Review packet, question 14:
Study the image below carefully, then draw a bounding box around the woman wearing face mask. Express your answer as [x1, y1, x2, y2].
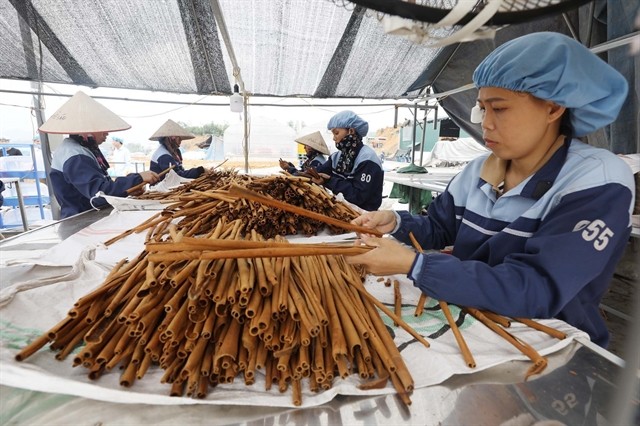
[344, 32, 634, 348]
[314, 111, 384, 211]
[41, 91, 160, 219]
[149, 119, 205, 181]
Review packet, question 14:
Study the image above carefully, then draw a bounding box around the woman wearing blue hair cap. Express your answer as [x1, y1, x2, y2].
[344, 32, 635, 348]
[314, 110, 384, 211]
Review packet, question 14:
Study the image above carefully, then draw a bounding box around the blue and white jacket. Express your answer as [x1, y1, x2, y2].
[393, 138, 634, 347]
[316, 145, 384, 211]
[286, 153, 326, 175]
[150, 145, 203, 180]
[51, 138, 142, 218]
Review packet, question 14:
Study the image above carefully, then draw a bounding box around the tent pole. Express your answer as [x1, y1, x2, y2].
[419, 101, 427, 167]
[31, 82, 60, 220]
[243, 95, 249, 173]
[410, 103, 418, 166]
[17, 11, 60, 219]
[209, 0, 249, 172]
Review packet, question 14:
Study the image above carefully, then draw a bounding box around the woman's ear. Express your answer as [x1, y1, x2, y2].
[548, 102, 566, 123]
[348, 128, 355, 135]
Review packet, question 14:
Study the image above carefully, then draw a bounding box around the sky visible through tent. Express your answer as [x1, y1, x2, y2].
[0, 78, 442, 149]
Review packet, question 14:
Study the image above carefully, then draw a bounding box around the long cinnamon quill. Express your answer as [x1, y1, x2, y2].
[225, 184, 382, 236]
[408, 232, 471, 365]
[126, 165, 175, 194]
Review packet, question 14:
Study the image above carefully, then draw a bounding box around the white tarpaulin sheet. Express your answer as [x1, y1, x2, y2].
[428, 137, 489, 164]
[0, 211, 588, 408]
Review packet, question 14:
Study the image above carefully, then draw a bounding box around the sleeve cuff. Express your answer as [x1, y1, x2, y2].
[391, 211, 402, 234]
[408, 253, 424, 283]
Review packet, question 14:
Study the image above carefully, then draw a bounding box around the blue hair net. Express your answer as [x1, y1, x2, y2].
[472, 32, 628, 137]
[327, 111, 369, 137]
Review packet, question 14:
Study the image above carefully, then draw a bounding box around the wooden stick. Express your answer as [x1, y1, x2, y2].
[127, 165, 175, 194]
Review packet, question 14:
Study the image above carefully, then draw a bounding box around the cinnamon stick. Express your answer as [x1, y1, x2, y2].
[440, 301, 476, 368]
[513, 317, 567, 340]
[126, 164, 175, 194]
[466, 307, 547, 379]
[226, 184, 382, 236]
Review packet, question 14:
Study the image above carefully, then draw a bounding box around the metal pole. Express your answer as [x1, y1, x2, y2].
[411, 104, 418, 165]
[243, 95, 249, 173]
[32, 82, 60, 219]
[209, 0, 249, 171]
[419, 101, 427, 167]
[17, 7, 60, 220]
[13, 180, 29, 232]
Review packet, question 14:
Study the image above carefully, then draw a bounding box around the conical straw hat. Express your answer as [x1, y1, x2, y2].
[149, 119, 195, 141]
[295, 131, 330, 155]
[39, 91, 130, 134]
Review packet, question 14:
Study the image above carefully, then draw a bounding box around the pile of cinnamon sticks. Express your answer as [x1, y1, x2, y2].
[131, 170, 359, 239]
[16, 221, 417, 406]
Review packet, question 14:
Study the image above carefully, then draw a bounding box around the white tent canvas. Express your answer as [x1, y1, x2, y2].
[224, 116, 297, 159]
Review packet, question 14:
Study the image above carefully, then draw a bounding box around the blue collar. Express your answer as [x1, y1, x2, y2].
[520, 137, 571, 200]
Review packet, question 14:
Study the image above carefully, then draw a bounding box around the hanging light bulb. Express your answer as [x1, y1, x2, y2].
[229, 83, 243, 113]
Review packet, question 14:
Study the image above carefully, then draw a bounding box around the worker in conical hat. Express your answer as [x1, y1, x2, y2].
[279, 131, 330, 175]
[149, 119, 206, 181]
[40, 91, 159, 218]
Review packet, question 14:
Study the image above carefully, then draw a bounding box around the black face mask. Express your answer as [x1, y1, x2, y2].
[335, 133, 362, 174]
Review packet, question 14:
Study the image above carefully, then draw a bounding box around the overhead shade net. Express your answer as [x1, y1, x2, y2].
[1, 0, 230, 94]
[0, 0, 449, 98]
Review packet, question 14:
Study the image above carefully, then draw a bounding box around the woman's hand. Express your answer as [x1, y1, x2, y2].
[345, 236, 416, 276]
[279, 159, 290, 170]
[311, 176, 326, 185]
[351, 210, 397, 236]
[139, 170, 160, 185]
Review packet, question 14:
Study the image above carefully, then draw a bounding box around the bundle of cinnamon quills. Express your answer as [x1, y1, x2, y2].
[15, 173, 420, 406]
[15, 170, 568, 406]
[131, 169, 359, 239]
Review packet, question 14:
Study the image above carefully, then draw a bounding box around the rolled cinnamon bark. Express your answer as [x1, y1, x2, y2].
[14, 334, 51, 361]
[393, 280, 401, 327]
[127, 164, 175, 194]
[466, 307, 547, 379]
[347, 275, 430, 349]
[512, 317, 567, 340]
[136, 352, 153, 380]
[292, 379, 303, 406]
[481, 310, 511, 328]
[441, 301, 476, 368]
[228, 184, 382, 236]
[119, 358, 138, 387]
[390, 371, 412, 405]
[148, 245, 370, 262]
[414, 293, 428, 317]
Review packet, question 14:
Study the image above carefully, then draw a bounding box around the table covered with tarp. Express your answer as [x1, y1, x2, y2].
[0, 206, 628, 425]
